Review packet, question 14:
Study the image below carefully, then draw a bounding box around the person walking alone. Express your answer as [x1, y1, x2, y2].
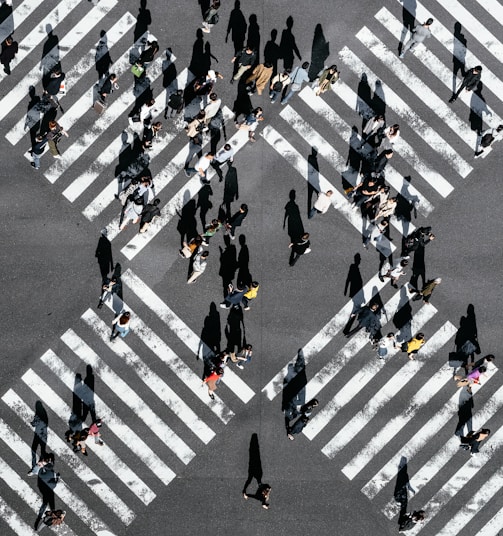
[308, 190, 333, 218]
[111, 311, 131, 340]
[289, 233, 311, 266]
[399, 18, 434, 59]
[0, 35, 18, 75]
[281, 61, 310, 104]
[449, 65, 482, 103]
[187, 250, 209, 284]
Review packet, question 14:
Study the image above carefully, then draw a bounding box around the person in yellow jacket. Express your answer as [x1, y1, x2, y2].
[404, 332, 426, 360]
[242, 281, 259, 311]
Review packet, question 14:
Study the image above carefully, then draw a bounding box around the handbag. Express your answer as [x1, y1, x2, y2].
[272, 80, 283, 92]
[131, 63, 144, 78]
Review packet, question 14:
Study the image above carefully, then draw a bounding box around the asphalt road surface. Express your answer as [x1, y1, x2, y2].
[1, 1, 502, 535]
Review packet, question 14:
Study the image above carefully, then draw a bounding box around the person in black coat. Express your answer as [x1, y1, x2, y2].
[139, 198, 161, 233]
[449, 66, 482, 102]
[288, 233, 311, 266]
[346, 303, 382, 342]
[43, 68, 65, 106]
[226, 203, 248, 239]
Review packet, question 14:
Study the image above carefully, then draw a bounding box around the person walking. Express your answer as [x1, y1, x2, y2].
[243, 483, 271, 509]
[165, 89, 184, 118]
[27, 453, 55, 477]
[346, 302, 382, 342]
[399, 18, 434, 59]
[411, 277, 441, 304]
[71, 428, 90, 456]
[231, 344, 253, 369]
[220, 282, 247, 309]
[269, 69, 291, 103]
[377, 332, 398, 360]
[242, 281, 259, 310]
[184, 152, 215, 182]
[287, 415, 309, 440]
[43, 67, 66, 107]
[281, 61, 310, 104]
[454, 386, 473, 438]
[111, 311, 131, 340]
[142, 121, 162, 150]
[230, 46, 257, 83]
[139, 198, 161, 233]
[187, 250, 209, 284]
[308, 190, 333, 218]
[201, 219, 224, 245]
[203, 93, 222, 126]
[202, 0, 221, 34]
[202, 366, 223, 400]
[459, 428, 491, 455]
[211, 143, 234, 180]
[289, 233, 311, 266]
[30, 134, 48, 170]
[236, 106, 264, 142]
[360, 114, 385, 148]
[97, 275, 121, 309]
[139, 40, 159, 65]
[312, 64, 340, 96]
[46, 120, 69, 159]
[0, 35, 18, 75]
[399, 510, 426, 532]
[449, 66, 482, 103]
[245, 62, 273, 96]
[383, 257, 409, 287]
[87, 419, 105, 445]
[226, 203, 248, 239]
[99, 73, 118, 103]
[403, 332, 426, 360]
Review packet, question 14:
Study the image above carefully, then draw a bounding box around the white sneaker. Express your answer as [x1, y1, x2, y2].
[236, 364, 244, 369]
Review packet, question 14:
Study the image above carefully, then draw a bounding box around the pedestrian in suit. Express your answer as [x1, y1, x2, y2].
[288, 232, 311, 266]
[43, 68, 65, 107]
[449, 66, 482, 103]
[225, 203, 248, 239]
[399, 18, 433, 58]
[0, 35, 18, 75]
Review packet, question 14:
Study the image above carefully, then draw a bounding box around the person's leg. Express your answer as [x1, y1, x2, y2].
[281, 88, 295, 104]
[47, 140, 59, 156]
[308, 207, 317, 219]
[187, 270, 202, 284]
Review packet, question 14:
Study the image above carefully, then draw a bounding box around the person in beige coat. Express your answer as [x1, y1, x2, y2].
[246, 62, 273, 95]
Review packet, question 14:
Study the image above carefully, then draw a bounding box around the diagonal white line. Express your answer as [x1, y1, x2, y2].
[0, 0, 41, 47]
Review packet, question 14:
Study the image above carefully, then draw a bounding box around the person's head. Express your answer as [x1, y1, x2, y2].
[197, 110, 206, 119]
[251, 281, 259, 288]
[206, 152, 214, 159]
[213, 0, 221, 7]
[301, 61, 310, 70]
[5, 36, 13, 46]
[147, 98, 155, 107]
[244, 344, 253, 351]
[329, 64, 337, 72]
[43, 453, 55, 464]
[480, 429, 491, 436]
[478, 365, 487, 373]
[264, 62, 273, 69]
[209, 92, 218, 101]
[416, 332, 425, 340]
[48, 120, 58, 130]
[176, 89, 183, 96]
[389, 197, 398, 204]
[390, 124, 400, 134]
[240, 203, 248, 212]
[414, 511, 426, 521]
[51, 68, 61, 76]
[152, 198, 161, 206]
[35, 134, 44, 142]
[496, 125, 503, 133]
[425, 18, 434, 26]
[484, 354, 495, 362]
[245, 46, 254, 54]
[253, 106, 263, 116]
[306, 398, 319, 409]
[387, 332, 395, 338]
[473, 65, 482, 73]
[300, 415, 310, 423]
[207, 69, 216, 80]
[400, 259, 409, 267]
[223, 143, 231, 151]
[95, 418, 103, 427]
[110, 73, 117, 81]
[215, 367, 224, 375]
[301, 232, 310, 240]
[201, 251, 209, 259]
[370, 303, 379, 311]
[120, 311, 130, 324]
[153, 121, 162, 131]
[383, 149, 394, 159]
[326, 190, 333, 196]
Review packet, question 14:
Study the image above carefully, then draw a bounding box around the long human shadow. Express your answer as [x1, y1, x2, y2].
[410, 244, 426, 289]
[133, 0, 152, 43]
[282, 351, 307, 429]
[226, 0, 247, 54]
[393, 456, 415, 520]
[199, 302, 221, 356]
[356, 72, 373, 124]
[225, 305, 245, 354]
[344, 253, 363, 298]
[30, 401, 48, 468]
[242, 433, 263, 494]
[264, 29, 281, 77]
[279, 15, 301, 71]
[455, 386, 473, 437]
[40, 24, 60, 77]
[95, 229, 114, 280]
[197, 183, 213, 230]
[95, 30, 113, 80]
[398, 0, 416, 55]
[162, 47, 178, 89]
[219, 234, 238, 295]
[176, 198, 198, 248]
[454, 304, 479, 364]
[24, 86, 43, 145]
[372, 79, 386, 118]
[307, 147, 319, 213]
[188, 28, 206, 79]
[222, 164, 239, 219]
[452, 22, 467, 92]
[308, 24, 329, 81]
[246, 14, 260, 60]
[283, 189, 304, 242]
[0, 1, 14, 42]
[469, 84, 490, 136]
[395, 176, 418, 241]
[237, 234, 251, 287]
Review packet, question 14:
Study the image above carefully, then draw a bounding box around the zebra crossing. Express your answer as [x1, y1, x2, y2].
[257, 1, 503, 535]
[0, 268, 255, 535]
[2, 0, 503, 534]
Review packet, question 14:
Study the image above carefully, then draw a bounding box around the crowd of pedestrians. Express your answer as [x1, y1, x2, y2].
[7, 0, 498, 528]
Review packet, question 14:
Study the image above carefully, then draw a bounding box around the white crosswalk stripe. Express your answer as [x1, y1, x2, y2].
[0, 491, 38, 536]
[0, 0, 42, 50]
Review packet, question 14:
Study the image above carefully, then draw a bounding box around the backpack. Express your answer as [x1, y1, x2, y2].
[481, 132, 495, 147]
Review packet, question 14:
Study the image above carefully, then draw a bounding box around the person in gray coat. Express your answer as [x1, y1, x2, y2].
[399, 18, 434, 58]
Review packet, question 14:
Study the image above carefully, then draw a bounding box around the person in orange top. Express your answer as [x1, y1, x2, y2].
[202, 367, 223, 400]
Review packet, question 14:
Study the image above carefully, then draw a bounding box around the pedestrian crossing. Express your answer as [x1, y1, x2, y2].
[2, 0, 503, 534]
[0, 268, 254, 535]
